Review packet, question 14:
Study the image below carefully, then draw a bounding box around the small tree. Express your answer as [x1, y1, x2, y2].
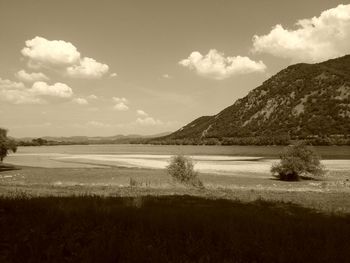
[271, 142, 325, 181]
[167, 155, 203, 188]
[0, 128, 17, 162]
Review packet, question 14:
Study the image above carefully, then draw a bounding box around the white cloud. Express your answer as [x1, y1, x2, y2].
[72, 98, 89, 105]
[113, 97, 128, 103]
[136, 117, 163, 126]
[66, 57, 109, 79]
[136, 110, 148, 117]
[21, 36, 80, 68]
[112, 97, 129, 111]
[30, 81, 73, 98]
[0, 89, 44, 104]
[110, 73, 118, 77]
[113, 102, 129, 111]
[252, 4, 350, 63]
[0, 77, 25, 90]
[179, 49, 266, 80]
[87, 94, 98, 99]
[0, 77, 43, 104]
[16, 70, 49, 82]
[0, 77, 74, 104]
[21, 36, 110, 78]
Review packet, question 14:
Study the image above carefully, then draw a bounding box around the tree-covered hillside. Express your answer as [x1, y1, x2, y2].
[151, 55, 350, 145]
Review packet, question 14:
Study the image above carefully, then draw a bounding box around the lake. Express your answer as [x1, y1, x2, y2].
[5, 144, 350, 175]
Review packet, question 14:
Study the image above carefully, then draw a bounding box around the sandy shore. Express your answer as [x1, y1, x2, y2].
[6, 153, 350, 176]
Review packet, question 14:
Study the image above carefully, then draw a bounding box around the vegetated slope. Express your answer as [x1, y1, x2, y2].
[165, 55, 350, 143]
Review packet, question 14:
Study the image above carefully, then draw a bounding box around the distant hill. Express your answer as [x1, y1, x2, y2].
[15, 132, 172, 146]
[152, 55, 350, 145]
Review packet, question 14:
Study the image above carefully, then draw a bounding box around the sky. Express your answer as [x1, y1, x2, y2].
[1, 0, 350, 137]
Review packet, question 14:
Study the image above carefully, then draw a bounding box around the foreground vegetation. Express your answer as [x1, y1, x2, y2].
[0, 128, 17, 162]
[0, 195, 349, 263]
[167, 155, 203, 187]
[271, 142, 325, 181]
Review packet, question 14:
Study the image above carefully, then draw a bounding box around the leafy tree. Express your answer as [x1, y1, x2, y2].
[271, 142, 325, 181]
[0, 128, 17, 162]
[167, 155, 203, 188]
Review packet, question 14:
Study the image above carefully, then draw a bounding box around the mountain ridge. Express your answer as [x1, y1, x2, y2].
[152, 55, 350, 145]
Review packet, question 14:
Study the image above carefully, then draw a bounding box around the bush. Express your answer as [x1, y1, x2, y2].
[271, 142, 325, 181]
[167, 155, 203, 188]
[0, 128, 17, 162]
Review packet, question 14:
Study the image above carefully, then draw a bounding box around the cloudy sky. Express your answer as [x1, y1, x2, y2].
[1, 0, 350, 137]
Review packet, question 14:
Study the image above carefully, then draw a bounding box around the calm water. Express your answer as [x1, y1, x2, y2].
[5, 144, 350, 175]
[7, 144, 350, 157]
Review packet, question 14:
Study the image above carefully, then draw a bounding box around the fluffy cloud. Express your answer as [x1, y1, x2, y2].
[0, 77, 25, 90]
[21, 36, 110, 78]
[136, 117, 163, 126]
[113, 97, 128, 103]
[0, 88, 43, 104]
[0, 77, 43, 104]
[30, 81, 73, 98]
[66, 57, 109, 78]
[136, 110, 148, 116]
[134, 110, 163, 126]
[252, 4, 350, 63]
[72, 98, 89, 105]
[113, 97, 129, 111]
[114, 103, 129, 111]
[21, 36, 80, 68]
[179, 49, 266, 80]
[16, 70, 49, 82]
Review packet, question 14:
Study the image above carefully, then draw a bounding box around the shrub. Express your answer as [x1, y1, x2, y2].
[167, 155, 203, 188]
[271, 142, 325, 181]
[0, 128, 17, 162]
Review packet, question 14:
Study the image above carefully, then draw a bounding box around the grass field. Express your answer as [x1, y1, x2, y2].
[1, 165, 350, 212]
[1, 195, 350, 263]
[1, 162, 350, 262]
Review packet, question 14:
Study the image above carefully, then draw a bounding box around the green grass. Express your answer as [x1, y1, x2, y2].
[1, 195, 350, 263]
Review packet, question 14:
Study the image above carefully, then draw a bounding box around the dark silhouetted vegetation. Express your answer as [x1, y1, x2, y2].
[0, 195, 350, 263]
[271, 142, 325, 181]
[0, 128, 17, 162]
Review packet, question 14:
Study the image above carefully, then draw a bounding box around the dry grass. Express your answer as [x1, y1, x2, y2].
[1, 195, 350, 263]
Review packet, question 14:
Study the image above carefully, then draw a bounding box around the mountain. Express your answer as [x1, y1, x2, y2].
[157, 55, 350, 145]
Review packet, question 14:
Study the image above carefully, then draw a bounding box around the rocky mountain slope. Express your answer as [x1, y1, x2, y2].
[164, 55, 350, 143]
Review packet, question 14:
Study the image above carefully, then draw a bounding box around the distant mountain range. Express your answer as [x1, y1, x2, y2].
[16, 132, 171, 145]
[152, 55, 350, 145]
